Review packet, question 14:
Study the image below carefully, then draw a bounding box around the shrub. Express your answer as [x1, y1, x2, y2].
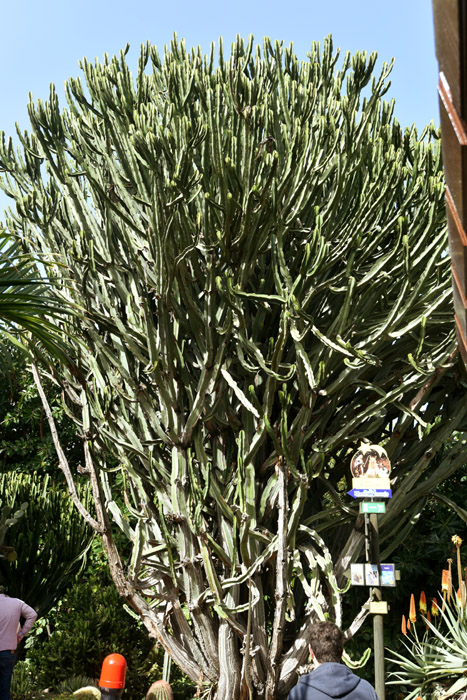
[11, 660, 36, 700]
[26, 571, 161, 700]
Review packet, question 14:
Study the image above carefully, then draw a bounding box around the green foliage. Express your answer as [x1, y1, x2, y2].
[2, 34, 467, 698]
[10, 663, 93, 700]
[0, 501, 27, 562]
[0, 229, 73, 366]
[0, 358, 81, 476]
[0, 471, 93, 615]
[55, 677, 97, 694]
[393, 451, 467, 600]
[25, 571, 186, 700]
[10, 660, 36, 700]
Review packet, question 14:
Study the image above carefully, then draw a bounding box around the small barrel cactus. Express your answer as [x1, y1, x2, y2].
[73, 688, 101, 700]
[146, 680, 173, 700]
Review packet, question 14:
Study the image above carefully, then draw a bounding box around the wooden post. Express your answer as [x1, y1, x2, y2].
[432, 0, 467, 365]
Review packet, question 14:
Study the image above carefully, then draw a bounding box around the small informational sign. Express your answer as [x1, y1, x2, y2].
[359, 502, 386, 514]
[350, 563, 365, 586]
[369, 601, 388, 614]
[365, 564, 380, 586]
[380, 563, 396, 587]
[352, 477, 391, 490]
[348, 488, 392, 499]
[349, 563, 400, 587]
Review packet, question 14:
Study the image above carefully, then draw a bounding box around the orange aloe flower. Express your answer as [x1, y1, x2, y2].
[401, 615, 407, 636]
[407, 618, 411, 631]
[419, 591, 427, 615]
[441, 569, 450, 592]
[409, 593, 417, 623]
[431, 597, 439, 617]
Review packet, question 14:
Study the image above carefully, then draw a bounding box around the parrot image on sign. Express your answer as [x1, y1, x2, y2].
[350, 443, 391, 478]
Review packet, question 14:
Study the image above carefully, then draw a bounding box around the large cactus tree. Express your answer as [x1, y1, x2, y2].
[1, 35, 466, 700]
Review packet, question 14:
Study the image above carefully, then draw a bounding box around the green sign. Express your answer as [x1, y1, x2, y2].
[359, 502, 386, 514]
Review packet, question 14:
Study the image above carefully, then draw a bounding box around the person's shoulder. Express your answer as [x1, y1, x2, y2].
[9, 597, 29, 608]
[357, 677, 378, 699]
[288, 673, 313, 699]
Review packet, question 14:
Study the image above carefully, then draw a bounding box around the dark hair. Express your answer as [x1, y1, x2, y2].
[309, 622, 344, 663]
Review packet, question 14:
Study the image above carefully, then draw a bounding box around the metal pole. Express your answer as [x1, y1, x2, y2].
[370, 513, 385, 700]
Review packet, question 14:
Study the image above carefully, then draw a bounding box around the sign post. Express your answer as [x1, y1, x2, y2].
[370, 512, 385, 700]
[347, 443, 394, 700]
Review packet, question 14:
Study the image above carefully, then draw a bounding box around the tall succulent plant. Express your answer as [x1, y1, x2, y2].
[0, 473, 93, 615]
[1, 35, 466, 699]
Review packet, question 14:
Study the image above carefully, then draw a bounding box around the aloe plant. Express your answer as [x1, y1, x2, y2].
[1, 35, 466, 699]
[388, 537, 467, 699]
[388, 600, 467, 700]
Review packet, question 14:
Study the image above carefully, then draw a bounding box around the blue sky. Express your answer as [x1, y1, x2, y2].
[1, 0, 439, 135]
[0, 0, 439, 217]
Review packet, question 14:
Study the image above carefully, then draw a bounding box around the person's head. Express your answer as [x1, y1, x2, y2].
[309, 622, 344, 664]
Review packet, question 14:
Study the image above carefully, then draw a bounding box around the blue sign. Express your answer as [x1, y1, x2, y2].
[347, 488, 392, 499]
